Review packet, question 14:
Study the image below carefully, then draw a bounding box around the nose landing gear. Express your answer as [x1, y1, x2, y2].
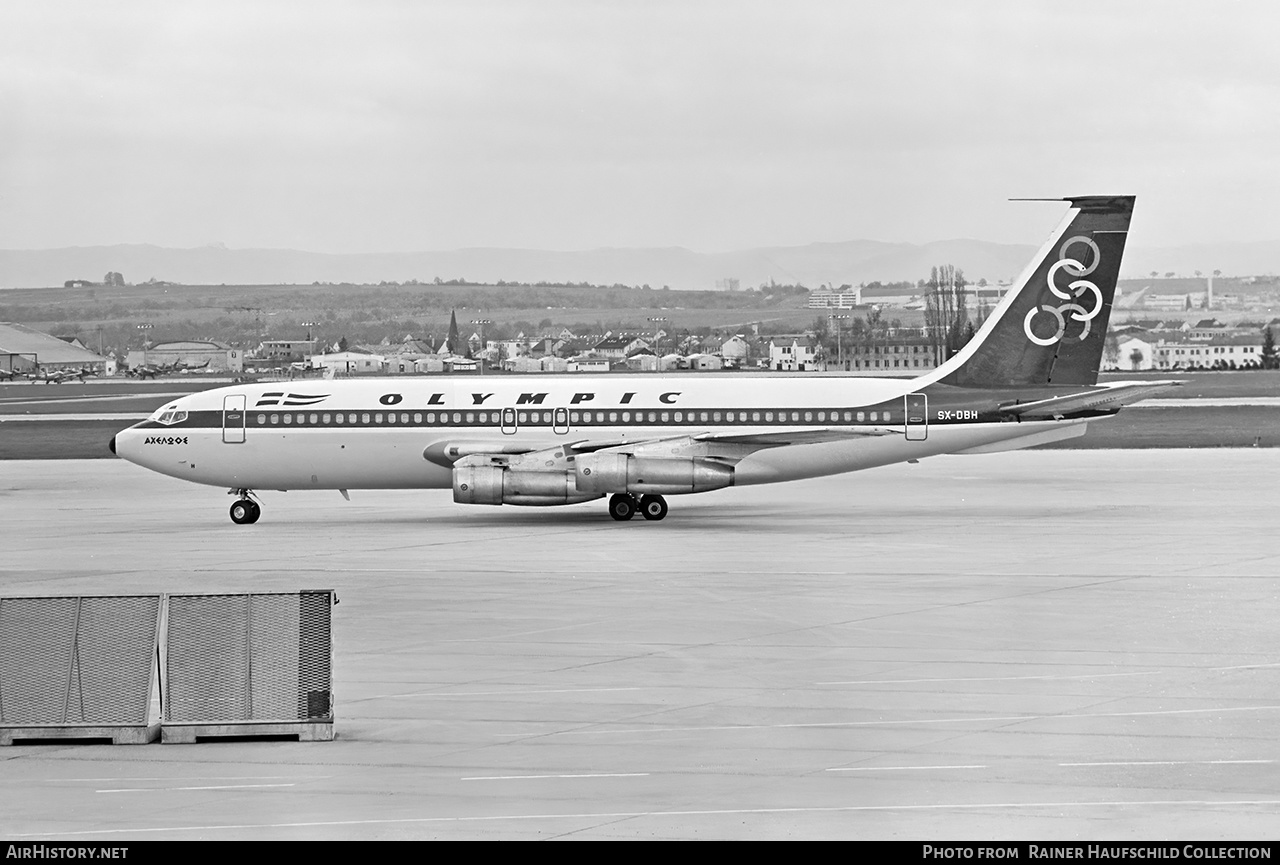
[228, 489, 261, 524]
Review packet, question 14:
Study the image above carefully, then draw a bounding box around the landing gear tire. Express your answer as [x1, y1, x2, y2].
[608, 493, 638, 522]
[230, 499, 260, 525]
[639, 494, 668, 521]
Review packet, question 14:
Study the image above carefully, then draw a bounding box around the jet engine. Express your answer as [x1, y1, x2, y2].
[453, 464, 598, 506]
[573, 452, 733, 495]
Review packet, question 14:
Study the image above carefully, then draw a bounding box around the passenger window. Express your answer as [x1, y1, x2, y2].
[700, 412, 708, 422]
[257, 414, 266, 425]
[609, 412, 618, 423]
[791, 411, 800, 422]
[413, 413, 422, 423]
[322, 413, 330, 424]
[713, 412, 721, 422]
[622, 411, 631, 423]
[284, 414, 293, 424]
[426, 413, 435, 423]
[570, 411, 580, 423]
[648, 412, 656, 423]
[452, 412, 461, 424]
[401, 413, 409, 424]
[466, 413, 475, 423]
[817, 411, 825, 422]
[765, 411, 773, 422]
[270, 414, 279, 425]
[362, 413, 370, 424]
[674, 412, 683, 422]
[518, 412, 528, 424]
[870, 411, 878, 421]
[335, 413, 343, 424]
[753, 412, 761, 422]
[856, 412, 865, 422]
[844, 411, 852, 422]
[310, 413, 319, 424]
[661, 412, 669, 423]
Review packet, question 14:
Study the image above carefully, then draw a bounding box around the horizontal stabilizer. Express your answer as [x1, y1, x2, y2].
[998, 380, 1183, 419]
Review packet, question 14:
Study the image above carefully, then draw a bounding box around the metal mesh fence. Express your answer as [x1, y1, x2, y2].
[165, 591, 333, 724]
[0, 595, 161, 725]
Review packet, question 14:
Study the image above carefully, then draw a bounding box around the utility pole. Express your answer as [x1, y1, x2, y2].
[648, 317, 668, 372]
[471, 319, 492, 374]
[830, 313, 850, 371]
[136, 323, 154, 369]
[302, 321, 319, 359]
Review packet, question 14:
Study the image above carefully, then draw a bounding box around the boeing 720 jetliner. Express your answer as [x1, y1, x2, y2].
[112, 196, 1178, 525]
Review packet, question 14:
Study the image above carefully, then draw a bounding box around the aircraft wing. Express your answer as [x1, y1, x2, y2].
[427, 427, 896, 468]
[692, 427, 896, 447]
[998, 380, 1183, 419]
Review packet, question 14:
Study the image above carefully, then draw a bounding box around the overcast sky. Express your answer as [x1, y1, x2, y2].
[2, 0, 1278, 254]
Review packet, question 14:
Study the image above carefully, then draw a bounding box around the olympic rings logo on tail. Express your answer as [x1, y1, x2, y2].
[1023, 235, 1104, 346]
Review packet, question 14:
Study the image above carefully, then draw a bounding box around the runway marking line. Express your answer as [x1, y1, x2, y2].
[505, 703, 1280, 738]
[97, 783, 297, 793]
[817, 671, 1159, 685]
[1059, 760, 1274, 767]
[369, 686, 643, 700]
[826, 765, 986, 772]
[35, 775, 319, 784]
[461, 773, 650, 781]
[19, 798, 1280, 836]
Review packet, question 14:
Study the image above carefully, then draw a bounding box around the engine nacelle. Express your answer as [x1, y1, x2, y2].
[574, 453, 733, 495]
[453, 465, 598, 506]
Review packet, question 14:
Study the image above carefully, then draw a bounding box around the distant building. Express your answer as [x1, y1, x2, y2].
[127, 340, 240, 372]
[720, 335, 750, 367]
[808, 290, 859, 310]
[0, 322, 109, 374]
[567, 358, 612, 372]
[769, 336, 818, 371]
[592, 334, 650, 359]
[258, 339, 318, 362]
[858, 285, 919, 307]
[1150, 333, 1263, 369]
[846, 336, 936, 373]
[1115, 335, 1158, 371]
[310, 351, 386, 375]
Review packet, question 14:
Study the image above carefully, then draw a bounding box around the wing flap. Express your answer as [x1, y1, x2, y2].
[694, 426, 896, 447]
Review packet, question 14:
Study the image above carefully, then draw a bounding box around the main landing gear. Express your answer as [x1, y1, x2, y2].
[228, 489, 261, 525]
[608, 493, 668, 522]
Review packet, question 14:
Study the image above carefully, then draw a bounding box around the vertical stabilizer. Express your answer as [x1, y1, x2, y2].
[930, 196, 1133, 388]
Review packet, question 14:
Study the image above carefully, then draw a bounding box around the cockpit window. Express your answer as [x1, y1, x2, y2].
[155, 408, 189, 425]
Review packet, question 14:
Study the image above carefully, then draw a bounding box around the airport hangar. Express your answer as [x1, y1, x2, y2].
[0, 322, 109, 374]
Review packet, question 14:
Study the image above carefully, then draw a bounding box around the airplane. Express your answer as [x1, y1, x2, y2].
[129, 359, 212, 378]
[25, 367, 97, 384]
[112, 195, 1179, 526]
[126, 364, 164, 379]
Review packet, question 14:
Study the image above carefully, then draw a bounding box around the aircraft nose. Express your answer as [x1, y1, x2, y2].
[109, 435, 116, 455]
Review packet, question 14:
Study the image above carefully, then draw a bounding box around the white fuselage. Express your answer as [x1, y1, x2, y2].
[113, 374, 1089, 496]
